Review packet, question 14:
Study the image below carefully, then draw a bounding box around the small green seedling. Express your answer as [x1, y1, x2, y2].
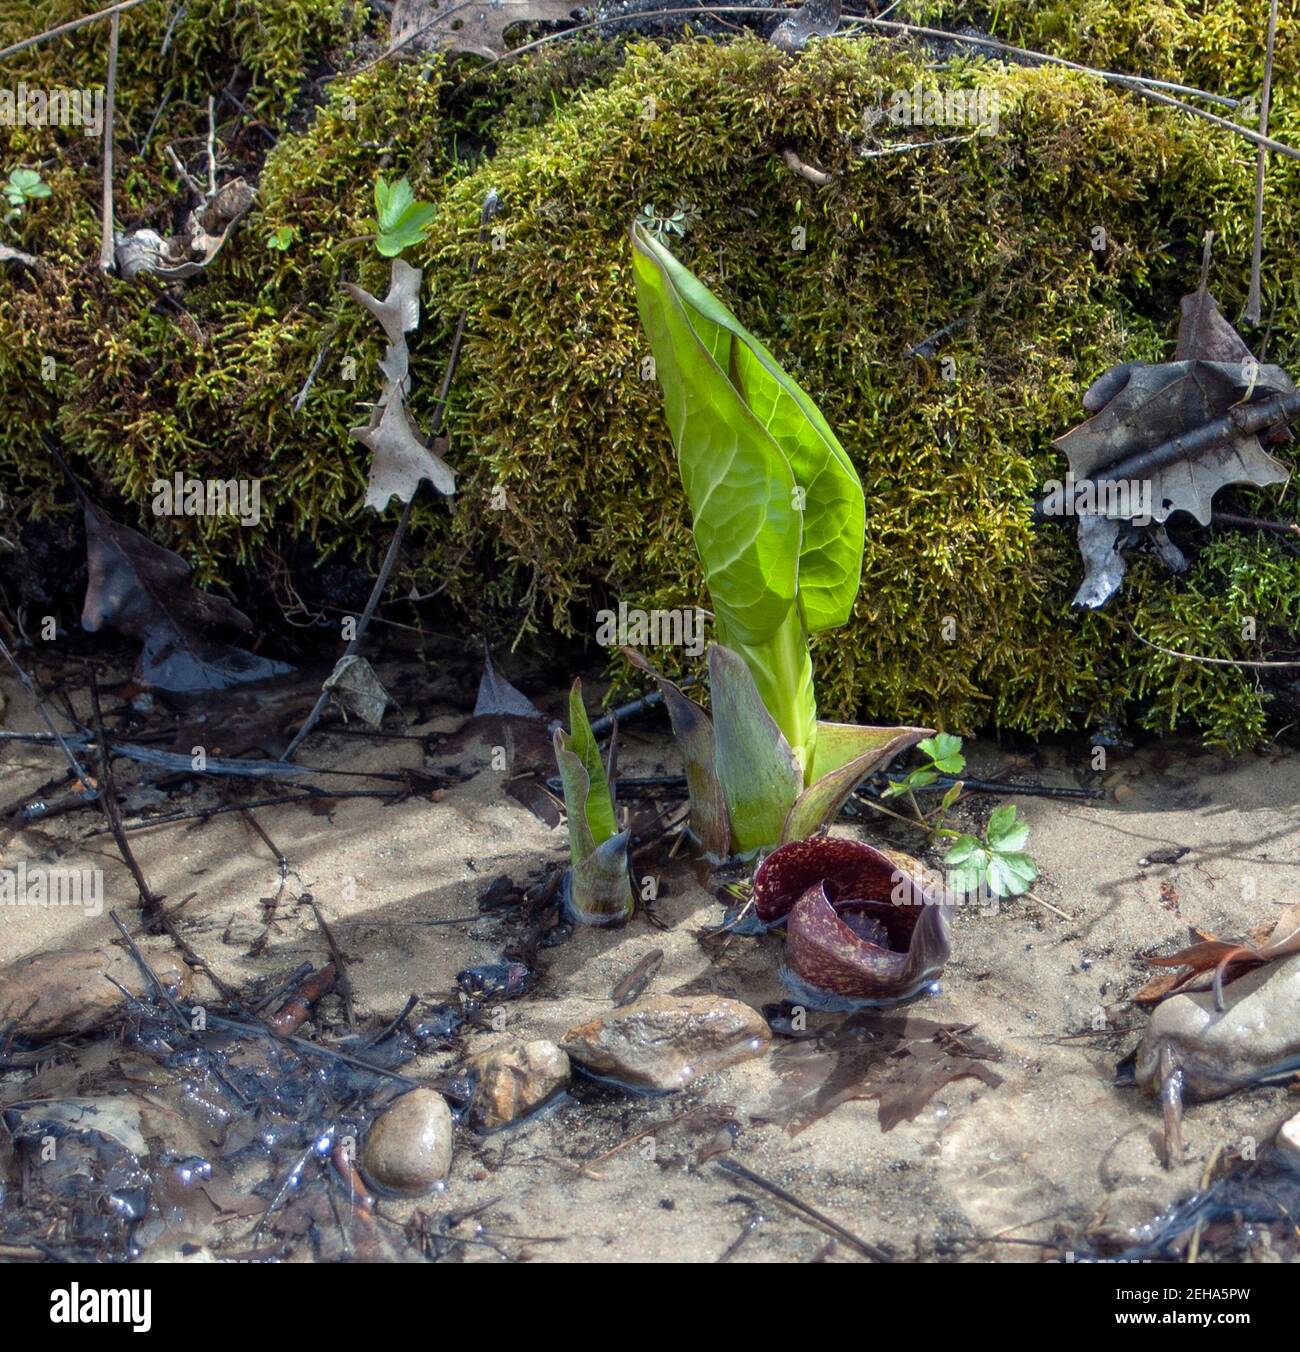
[552, 679, 634, 924]
[265, 224, 296, 252]
[4, 167, 50, 221]
[373, 175, 434, 257]
[635, 203, 689, 244]
[882, 731, 966, 832]
[942, 804, 1039, 899]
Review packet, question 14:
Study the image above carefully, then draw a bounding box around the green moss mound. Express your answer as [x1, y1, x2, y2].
[3, 5, 1299, 750]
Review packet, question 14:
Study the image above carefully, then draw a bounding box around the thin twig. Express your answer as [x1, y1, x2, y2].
[0, 637, 94, 787]
[1244, 0, 1280, 326]
[435, 8, 1248, 124]
[842, 17, 1296, 159]
[782, 147, 833, 185]
[164, 143, 203, 196]
[98, 11, 120, 273]
[1212, 510, 1300, 539]
[292, 325, 338, 413]
[1021, 889, 1072, 922]
[713, 1158, 891, 1263]
[88, 671, 164, 926]
[0, 0, 154, 64]
[1131, 626, 1300, 669]
[305, 893, 355, 1030]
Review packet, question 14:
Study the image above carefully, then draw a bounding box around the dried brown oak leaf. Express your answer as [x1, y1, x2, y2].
[1053, 282, 1294, 607]
[346, 259, 456, 506]
[82, 500, 290, 692]
[389, 0, 584, 62]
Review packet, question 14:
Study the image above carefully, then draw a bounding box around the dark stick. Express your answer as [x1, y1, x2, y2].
[0, 637, 95, 789]
[366, 994, 419, 1047]
[304, 892, 355, 1030]
[1033, 387, 1300, 517]
[240, 807, 289, 913]
[97, 788, 403, 834]
[281, 497, 414, 762]
[202, 1011, 421, 1087]
[560, 771, 1100, 802]
[156, 905, 241, 1007]
[108, 910, 189, 1025]
[283, 189, 502, 761]
[713, 1158, 891, 1263]
[589, 688, 665, 738]
[1, 728, 428, 784]
[1212, 511, 1300, 538]
[88, 674, 164, 927]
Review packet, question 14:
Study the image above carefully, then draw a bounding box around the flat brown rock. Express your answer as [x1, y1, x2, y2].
[0, 946, 191, 1039]
[562, 995, 770, 1091]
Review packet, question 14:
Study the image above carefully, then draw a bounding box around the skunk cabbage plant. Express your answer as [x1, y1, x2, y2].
[630, 224, 929, 856]
[553, 679, 635, 924]
[753, 837, 951, 1004]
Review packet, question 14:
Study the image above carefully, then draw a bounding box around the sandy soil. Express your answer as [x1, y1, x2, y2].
[2, 666, 1299, 1263]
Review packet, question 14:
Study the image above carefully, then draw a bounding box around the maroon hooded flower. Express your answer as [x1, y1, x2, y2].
[752, 837, 951, 1003]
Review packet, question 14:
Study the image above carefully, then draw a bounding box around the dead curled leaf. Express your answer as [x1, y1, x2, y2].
[389, 0, 584, 62]
[1132, 902, 1300, 1007]
[346, 258, 456, 507]
[115, 178, 255, 281]
[755, 1012, 1002, 1135]
[81, 499, 291, 692]
[770, 0, 842, 53]
[321, 654, 395, 728]
[1051, 279, 1296, 608]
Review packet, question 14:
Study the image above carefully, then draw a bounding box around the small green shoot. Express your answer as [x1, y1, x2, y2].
[374, 175, 434, 257]
[635, 203, 689, 244]
[4, 167, 50, 222]
[265, 224, 296, 252]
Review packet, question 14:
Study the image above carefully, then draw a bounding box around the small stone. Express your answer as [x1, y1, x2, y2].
[0, 946, 191, 1039]
[562, 995, 770, 1092]
[1277, 1111, 1300, 1172]
[360, 1088, 453, 1195]
[469, 1039, 570, 1129]
[1136, 953, 1300, 1101]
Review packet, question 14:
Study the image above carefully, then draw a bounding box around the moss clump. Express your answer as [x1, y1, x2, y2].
[421, 34, 1300, 748]
[2, 6, 1299, 750]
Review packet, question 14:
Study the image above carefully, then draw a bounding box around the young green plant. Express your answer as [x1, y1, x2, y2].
[4, 167, 49, 224]
[941, 804, 1039, 901]
[552, 678, 635, 924]
[629, 224, 929, 856]
[373, 175, 435, 258]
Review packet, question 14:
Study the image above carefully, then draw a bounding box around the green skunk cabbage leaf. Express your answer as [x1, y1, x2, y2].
[732, 604, 817, 775]
[782, 722, 932, 844]
[561, 678, 618, 847]
[631, 225, 799, 648]
[709, 645, 802, 854]
[630, 223, 864, 637]
[553, 732, 597, 864]
[623, 646, 731, 859]
[569, 829, 635, 925]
